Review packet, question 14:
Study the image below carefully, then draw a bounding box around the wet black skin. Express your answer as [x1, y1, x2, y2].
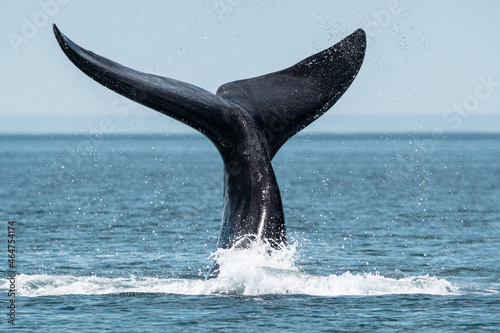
[53, 24, 366, 278]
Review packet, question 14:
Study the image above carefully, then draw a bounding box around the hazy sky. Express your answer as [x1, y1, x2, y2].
[1, 0, 499, 133]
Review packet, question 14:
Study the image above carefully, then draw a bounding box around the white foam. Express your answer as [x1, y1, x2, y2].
[2, 242, 459, 297]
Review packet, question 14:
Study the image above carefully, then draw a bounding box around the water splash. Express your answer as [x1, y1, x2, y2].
[1, 241, 459, 297]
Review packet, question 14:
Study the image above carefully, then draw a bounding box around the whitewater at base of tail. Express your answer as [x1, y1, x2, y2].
[2, 242, 460, 297]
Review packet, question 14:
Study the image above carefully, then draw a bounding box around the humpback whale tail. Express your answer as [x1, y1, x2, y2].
[53, 24, 366, 278]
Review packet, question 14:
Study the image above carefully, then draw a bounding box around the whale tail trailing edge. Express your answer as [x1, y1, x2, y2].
[53, 24, 365, 156]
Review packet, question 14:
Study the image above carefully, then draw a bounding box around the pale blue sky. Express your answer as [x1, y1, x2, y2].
[1, 0, 499, 133]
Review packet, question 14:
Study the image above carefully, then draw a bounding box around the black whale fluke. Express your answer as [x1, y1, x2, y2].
[53, 24, 366, 279]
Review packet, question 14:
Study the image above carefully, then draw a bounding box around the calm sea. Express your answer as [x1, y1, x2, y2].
[1, 133, 499, 332]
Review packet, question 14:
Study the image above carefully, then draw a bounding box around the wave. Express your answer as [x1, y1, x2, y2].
[2, 241, 459, 297]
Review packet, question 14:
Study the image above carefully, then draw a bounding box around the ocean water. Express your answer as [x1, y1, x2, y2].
[1, 133, 499, 332]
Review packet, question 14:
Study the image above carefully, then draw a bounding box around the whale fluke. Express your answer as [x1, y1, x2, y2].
[53, 24, 366, 278]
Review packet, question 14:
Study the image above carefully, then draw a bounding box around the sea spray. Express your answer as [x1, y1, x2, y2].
[3, 241, 459, 297]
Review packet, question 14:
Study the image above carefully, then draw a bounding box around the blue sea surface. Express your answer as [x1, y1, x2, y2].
[1, 133, 499, 332]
